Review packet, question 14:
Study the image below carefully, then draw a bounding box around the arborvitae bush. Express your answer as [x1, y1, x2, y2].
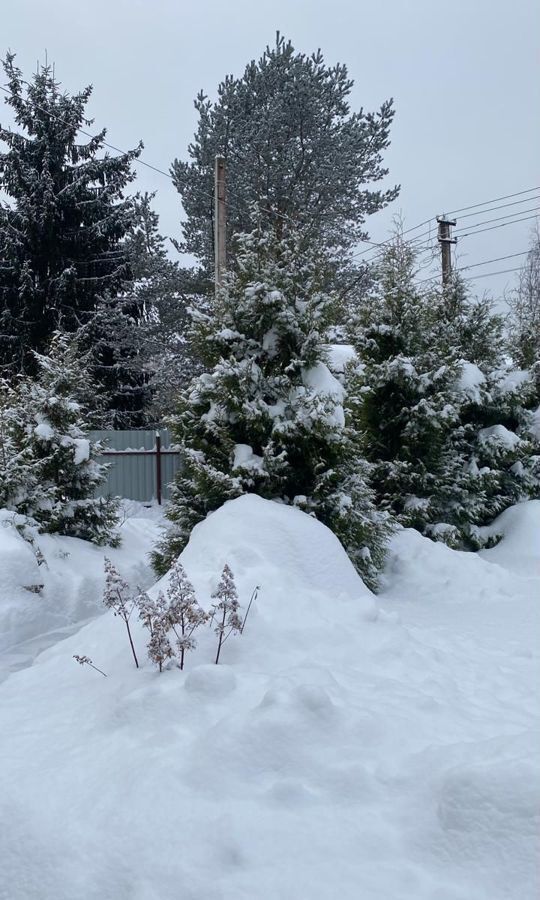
[351, 233, 540, 548]
[154, 222, 391, 590]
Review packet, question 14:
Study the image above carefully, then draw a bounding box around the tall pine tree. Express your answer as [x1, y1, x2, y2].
[171, 33, 398, 297]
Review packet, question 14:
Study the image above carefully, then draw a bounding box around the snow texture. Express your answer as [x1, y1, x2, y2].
[232, 444, 265, 472]
[479, 424, 522, 449]
[72, 438, 90, 465]
[455, 360, 486, 402]
[325, 343, 358, 374]
[302, 361, 346, 426]
[0, 502, 162, 682]
[0, 494, 538, 900]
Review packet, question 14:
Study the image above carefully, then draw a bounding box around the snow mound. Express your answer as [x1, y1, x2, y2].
[0, 502, 162, 680]
[479, 423, 521, 449]
[0, 496, 538, 899]
[479, 500, 540, 575]
[174, 493, 371, 602]
[325, 343, 359, 374]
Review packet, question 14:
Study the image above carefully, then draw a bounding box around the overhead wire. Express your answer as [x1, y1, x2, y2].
[0, 81, 304, 230]
[455, 214, 540, 240]
[1, 80, 538, 290]
[453, 207, 540, 234]
[453, 195, 540, 220]
[446, 186, 540, 216]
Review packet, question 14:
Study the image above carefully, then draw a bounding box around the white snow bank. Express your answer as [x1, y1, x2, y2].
[478, 500, 540, 576]
[0, 496, 538, 900]
[158, 494, 372, 612]
[0, 502, 162, 681]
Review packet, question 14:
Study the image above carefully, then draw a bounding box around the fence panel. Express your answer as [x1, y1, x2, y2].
[89, 428, 180, 503]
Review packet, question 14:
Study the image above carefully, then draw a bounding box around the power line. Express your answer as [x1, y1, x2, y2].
[457, 214, 540, 240]
[358, 188, 540, 266]
[416, 252, 528, 285]
[2, 80, 538, 272]
[463, 266, 522, 283]
[455, 195, 540, 220]
[454, 206, 540, 234]
[384, 207, 540, 258]
[458, 250, 529, 271]
[349, 218, 435, 262]
[0, 81, 303, 229]
[446, 186, 540, 216]
[0, 83, 172, 180]
[408, 213, 540, 257]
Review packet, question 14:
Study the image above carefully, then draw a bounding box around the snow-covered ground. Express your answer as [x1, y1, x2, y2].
[0, 496, 538, 900]
[0, 501, 162, 683]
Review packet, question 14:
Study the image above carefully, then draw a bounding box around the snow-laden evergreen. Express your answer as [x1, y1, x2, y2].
[0, 53, 140, 377]
[155, 224, 390, 589]
[350, 234, 540, 547]
[0, 334, 119, 545]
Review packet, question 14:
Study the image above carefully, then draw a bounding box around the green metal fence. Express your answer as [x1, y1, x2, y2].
[89, 429, 180, 503]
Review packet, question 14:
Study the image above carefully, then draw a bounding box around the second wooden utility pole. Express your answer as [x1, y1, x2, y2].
[437, 215, 457, 287]
[214, 155, 227, 295]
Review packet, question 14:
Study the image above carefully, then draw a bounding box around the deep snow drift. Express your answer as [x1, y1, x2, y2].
[0, 495, 538, 900]
[0, 501, 162, 682]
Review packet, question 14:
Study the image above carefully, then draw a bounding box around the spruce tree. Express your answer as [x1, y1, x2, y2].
[0, 53, 140, 375]
[0, 333, 119, 544]
[154, 222, 390, 590]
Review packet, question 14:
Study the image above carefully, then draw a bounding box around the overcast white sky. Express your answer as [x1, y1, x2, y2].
[2, 0, 539, 298]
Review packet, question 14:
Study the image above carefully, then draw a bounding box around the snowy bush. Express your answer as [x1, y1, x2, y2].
[154, 223, 391, 590]
[350, 233, 540, 548]
[0, 334, 119, 545]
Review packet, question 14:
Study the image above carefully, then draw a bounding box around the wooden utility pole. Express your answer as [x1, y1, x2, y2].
[437, 215, 457, 287]
[214, 156, 227, 294]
